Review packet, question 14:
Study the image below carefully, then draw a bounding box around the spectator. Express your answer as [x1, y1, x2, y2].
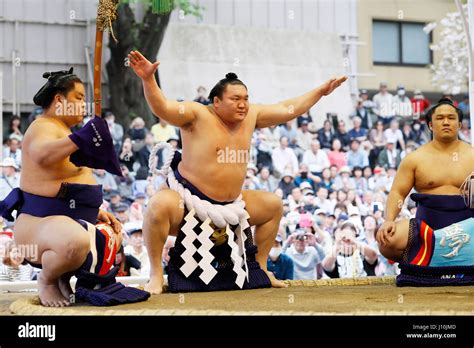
[377, 140, 401, 169]
[3, 138, 22, 169]
[193, 86, 210, 105]
[352, 166, 368, 197]
[392, 84, 412, 119]
[460, 119, 471, 144]
[123, 221, 150, 277]
[137, 132, 156, 170]
[411, 121, 428, 145]
[271, 136, 299, 177]
[115, 165, 134, 198]
[280, 121, 298, 148]
[335, 119, 351, 151]
[93, 169, 118, 199]
[119, 138, 136, 173]
[368, 120, 387, 168]
[150, 118, 178, 143]
[0, 241, 34, 281]
[132, 166, 150, 196]
[127, 117, 148, 152]
[261, 124, 282, 149]
[109, 190, 126, 212]
[401, 122, 417, 144]
[105, 112, 124, 154]
[322, 221, 377, 278]
[384, 119, 405, 151]
[411, 89, 430, 119]
[296, 121, 313, 152]
[297, 111, 312, 128]
[115, 245, 141, 277]
[267, 235, 294, 280]
[0, 158, 20, 200]
[347, 139, 369, 169]
[353, 89, 376, 129]
[283, 231, 325, 280]
[255, 133, 273, 172]
[317, 167, 334, 191]
[314, 186, 335, 214]
[458, 93, 470, 118]
[6, 115, 23, 141]
[348, 116, 368, 142]
[113, 203, 130, 224]
[302, 140, 330, 176]
[256, 166, 278, 192]
[372, 81, 394, 125]
[327, 138, 347, 170]
[316, 120, 334, 150]
[294, 163, 317, 189]
[333, 166, 356, 191]
[278, 171, 296, 199]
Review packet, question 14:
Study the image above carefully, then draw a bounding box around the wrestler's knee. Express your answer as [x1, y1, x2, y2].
[264, 192, 284, 218]
[146, 190, 183, 223]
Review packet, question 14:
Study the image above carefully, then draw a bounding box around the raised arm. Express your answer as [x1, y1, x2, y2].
[255, 76, 347, 128]
[128, 51, 200, 128]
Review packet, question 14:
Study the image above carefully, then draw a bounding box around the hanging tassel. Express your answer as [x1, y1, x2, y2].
[152, 0, 172, 14]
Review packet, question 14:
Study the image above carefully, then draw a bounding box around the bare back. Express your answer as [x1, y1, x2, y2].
[21, 117, 96, 197]
[411, 140, 474, 195]
[177, 105, 258, 202]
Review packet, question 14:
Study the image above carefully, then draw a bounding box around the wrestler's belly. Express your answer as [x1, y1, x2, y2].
[20, 169, 96, 197]
[416, 185, 462, 196]
[178, 162, 246, 202]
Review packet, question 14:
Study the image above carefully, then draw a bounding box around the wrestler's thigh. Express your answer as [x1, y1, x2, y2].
[146, 188, 184, 236]
[241, 190, 283, 226]
[14, 214, 90, 262]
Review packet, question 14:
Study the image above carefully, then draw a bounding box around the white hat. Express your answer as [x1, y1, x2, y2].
[299, 182, 312, 190]
[0, 158, 18, 170]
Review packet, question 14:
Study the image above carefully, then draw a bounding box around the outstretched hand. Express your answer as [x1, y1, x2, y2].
[319, 76, 348, 96]
[128, 50, 160, 80]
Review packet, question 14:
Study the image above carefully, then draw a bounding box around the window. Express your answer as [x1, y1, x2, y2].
[372, 20, 432, 66]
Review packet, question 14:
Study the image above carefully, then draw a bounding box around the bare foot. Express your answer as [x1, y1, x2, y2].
[38, 273, 70, 307]
[58, 273, 73, 303]
[265, 270, 288, 288]
[144, 275, 164, 295]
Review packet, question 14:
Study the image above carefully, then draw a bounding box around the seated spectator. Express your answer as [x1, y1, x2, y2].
[123, 221, 149, 277]
[294, 163, 318, 189]
[302, 140, 330, 176]
[458, 93, 470, 118]
[255, 133, 273, 172]
[459, 119, 471, 144]
[327, 138, 347, 170]
[411, 89, 430, 119]
[261, 124, 282, 149]
[3, 138, 22, 169]
[119, 137, 136, 173]
[150, 118, 178, 143]
[297, 111, 312, 128]
[113, 202, 130, 224]
[335, 120, 351, 151]
[256, 166, 278, 192]
[317, 167, 334, 191]
[322, 221, 377, 278]
[0, 241, 34, 281]
[377, 140, 401, 169]
[401, 122, 416, 144]
[317, 120, 334, 150]
[352, 166, 368, 197]
[353, 89, 376, 129]
[278, 171, 296, 198]
[296, 120, 313, 152]
[115, 245, 141, 277]
[0, 158, 20, 200]
[313, 186, 335, 214]
[115, 164, 134, 198]
[132, 166, 150, 196]
[129, 193, 146, 221]
[288, 187, 304, 211]
[193, 86, 210, 105]
[137, 133, 156, 171]
[283, 230, 325, 280]
[127, 117, 148, 153]
[280, 121, 298, 148]
[347, 139, 369, 169]
[348, 116, 368, 142]
[6, 115, 23, 142]
[272, 136, 299, 177]
[267, 235, 294, 280]
[384, 119, 405, 151]
[333, 166, 355, 191]
[105, 112, 124, 154]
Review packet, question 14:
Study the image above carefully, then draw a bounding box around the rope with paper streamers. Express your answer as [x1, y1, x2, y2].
[148, 143, 249, 229]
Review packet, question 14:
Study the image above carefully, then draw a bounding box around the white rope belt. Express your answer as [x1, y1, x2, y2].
[149, 143, 249, 288]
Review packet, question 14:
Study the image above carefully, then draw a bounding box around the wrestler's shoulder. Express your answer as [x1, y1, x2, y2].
[24, 118, 62, 140]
